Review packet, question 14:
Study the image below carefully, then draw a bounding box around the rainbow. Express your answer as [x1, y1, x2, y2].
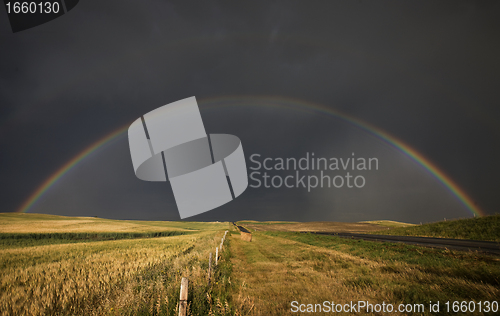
[16, 126, 129, 214]
[16, 96, 484, 217]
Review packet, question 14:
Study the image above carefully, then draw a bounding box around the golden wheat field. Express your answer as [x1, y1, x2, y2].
[0, 213, 232, 316]
[0, 213, 224, 234]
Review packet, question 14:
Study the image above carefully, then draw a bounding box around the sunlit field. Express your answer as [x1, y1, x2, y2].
[231, 217, 500, 315]
[0, 213, 224, 233]
[238, 220, 414, 234]
[0, 214, 232, 316]
[372, 215, 500, 242]
[2, 214, 499, 315]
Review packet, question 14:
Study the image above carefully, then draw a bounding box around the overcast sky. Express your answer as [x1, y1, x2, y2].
[1, 0, 499, 223]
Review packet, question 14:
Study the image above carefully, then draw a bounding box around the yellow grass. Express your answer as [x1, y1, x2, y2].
[2, 234, 189, 315]
[229, 232, 499, 315]
[358, 220, 416, 228]
[239, 221, 389, 233]
[230, 233, 378, 315]
[0, 214, 231, 316]
[0, 213, 224, 233]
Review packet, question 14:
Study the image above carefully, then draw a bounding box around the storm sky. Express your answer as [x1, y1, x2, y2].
[1, 1, 499, 223]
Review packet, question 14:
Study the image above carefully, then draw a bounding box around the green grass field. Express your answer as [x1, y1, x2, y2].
[372, 214, 500, 242]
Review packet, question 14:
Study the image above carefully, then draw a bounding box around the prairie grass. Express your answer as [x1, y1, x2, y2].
[230, 231, 500, 315]
[373, 214, 500, 242]
[0, 214, 234, 316]
[238, 220, 388, 233]
[359, 220, 416, 228]
[1, 234, 189, 315]
[237, 221, 298, 226]
[0, 231, 191, 249]
[4, 213, 499, 315]
[0, 213, 226, 233]
[110, 232, 236, 316]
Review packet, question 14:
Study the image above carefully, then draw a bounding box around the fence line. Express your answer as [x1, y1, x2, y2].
[180, 230, 229, 315]
[208, 252, 212, 285]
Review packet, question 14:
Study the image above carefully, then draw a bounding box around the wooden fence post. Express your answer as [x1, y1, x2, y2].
[215, 247, 218, 265]
[208, 253, 212, 284]
[179, 277, 188, 316]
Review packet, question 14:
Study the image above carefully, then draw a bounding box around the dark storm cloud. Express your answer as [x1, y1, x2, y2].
[1, 0, 499, 221]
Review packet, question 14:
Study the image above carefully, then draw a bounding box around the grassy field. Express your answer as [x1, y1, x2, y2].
[0, 214, 233, 316]
[359, 220, 416, 228]
[231, 217, 500, 315]
[372, 214, 500, 242]
[239, 221, 393, 233]
[0, 213, 224, 233]
[2, 214, 499, 315]
[229, 230, 499, 315]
